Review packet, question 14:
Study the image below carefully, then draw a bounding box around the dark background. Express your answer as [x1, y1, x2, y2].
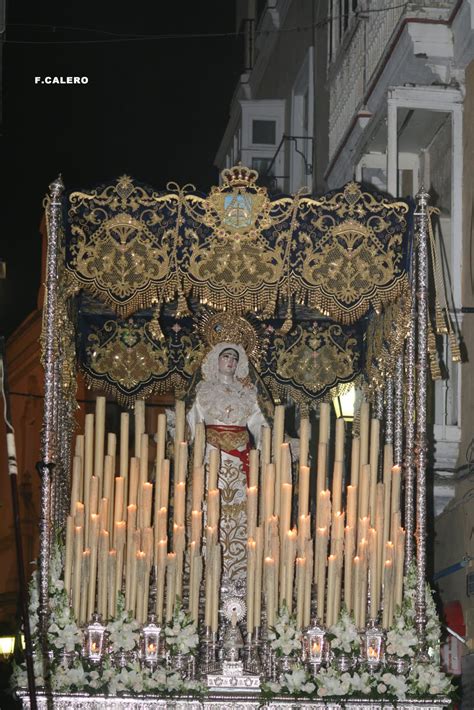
[2, 2, 240, 336]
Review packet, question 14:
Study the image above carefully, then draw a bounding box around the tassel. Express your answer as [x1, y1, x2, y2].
[175, 291, 191, 319]
[427, 326, 442, 380]
[149, 303, 164, 341]
[435, 302, 448, 334]
[448, 330, 462, 363]
[279, 299, 293, 335]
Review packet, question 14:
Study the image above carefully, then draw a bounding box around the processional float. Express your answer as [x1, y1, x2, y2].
[16, 166, 459, 708]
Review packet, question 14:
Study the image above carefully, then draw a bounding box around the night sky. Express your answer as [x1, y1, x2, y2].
[2, 2, 240, 336]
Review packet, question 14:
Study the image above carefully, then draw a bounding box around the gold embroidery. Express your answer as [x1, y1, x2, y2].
[86, 321, 169, 389]
[206, 428, 249, 451]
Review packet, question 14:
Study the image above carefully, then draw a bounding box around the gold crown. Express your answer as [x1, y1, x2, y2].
[221, 164, 258, 188]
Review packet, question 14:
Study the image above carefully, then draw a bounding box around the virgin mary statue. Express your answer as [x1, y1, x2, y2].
[187, 342, 269, 594]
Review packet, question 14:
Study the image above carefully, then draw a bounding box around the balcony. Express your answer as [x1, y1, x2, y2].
[327, 0, 455, 159]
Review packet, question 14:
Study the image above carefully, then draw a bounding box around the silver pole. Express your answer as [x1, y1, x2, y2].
[414, 186, 430, 641]
[393, 354, 404, 466]
[385, 376, 394, 445]
[39, 175, 64, 634]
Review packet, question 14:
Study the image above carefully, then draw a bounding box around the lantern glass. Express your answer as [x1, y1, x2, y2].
[332, 386, 358, 422]
[86, 614, 106, 662]
[143, 616, 161, 663]
[365, 628, 383, 665]
[303, 625, 325, 665]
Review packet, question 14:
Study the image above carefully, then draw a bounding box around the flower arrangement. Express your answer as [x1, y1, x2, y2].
[327, 607, 360, 657]
[263, 664, 316, 696]
[164, 598, 199, 656]
[107, 593, 140, 654]
[267, 604, 301, 657]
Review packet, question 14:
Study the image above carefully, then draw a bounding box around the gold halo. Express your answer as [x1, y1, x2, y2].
[200, 312, 260, 363]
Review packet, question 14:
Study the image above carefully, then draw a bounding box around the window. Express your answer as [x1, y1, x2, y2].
[252, 119, 276, 145]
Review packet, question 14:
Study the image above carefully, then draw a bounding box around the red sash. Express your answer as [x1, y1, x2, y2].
[206, 424, 251, 484]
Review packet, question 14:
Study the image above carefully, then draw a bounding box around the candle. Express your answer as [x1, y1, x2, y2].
[139, 434, 149, 491]
[358, 400, 370, 471]
[73, 525, 84, 620]
[334, 417, 345, 462]
[94, 396, 106, 488]
[247, 486, 258, 540]
[382, 559, 394, 629]
[358, 464, 370, 521]
[303, 540, 313, 627]
[319, 402, 330, 444]
[128, 458, 139, 507]
[208, 448, 220, 491]
[273, 405, 285, 517]
[350, 437, 360, 487]
[70, 456, 82, 518]
[295, 557, 306, 629]
[247, 538, 256, 633]
[192, 466, 204, 512]
[326, 555, 337, 627]
[155, 540, 167, 622]
[207, 489, 220, 529]
[346, 485, 357, 529]
[64, 516, 74, 597]
[114, 477, 124, 524]
[352, 556, 361, 628]
[165, 552, 177, 621]
[264, 557, 276, 628]
[390, 466, 402, 538]
[332, 460, 343, 515]
[84, 413, 94, 517]
[134, 399, 145, 458]
[358, 516, 369, 547]
[299, 417, 310, 468]
[211, 547, 221, 634]
[74, 501, 85, 529]
[280, 443, 291, 485]
[98, 529, 109, 618]
[298, 465, 310, 518]
[249, 449, 259, 488]
[254, 528, 264, 630]
[103, 455, 114, 534]
[369, 418, 380, 524]
[317, 490, 331, 531]
[368, 528, 378, 619]
[99, 497, 108, 533]
[89, 475, 99, 517]
[87, 513, 100, 620]
[191, 510, 202, 547]
[141, 482, 153, 529]
[155, 411, 166, 463]
[160, 459, 170, 511]
[192, 421, 205, 470]
[285, 529, 297, 612]
[297, 514, 310, 556]
[80, 549, 90, 624]
[119, 412, 129, 479]
[394, 527, 406, 609]
[344, 526, 355, 610]
[261, 426, 271, 467]
[174, 400, 185, 467]
[174, 480, 186, 527]
[375, 483, 385, 611]
[108, 550, 117, 618]
[263, 463, 275, 524]
[316, 443, 327, 522]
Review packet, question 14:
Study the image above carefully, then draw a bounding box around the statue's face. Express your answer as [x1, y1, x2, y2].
[218, 348, 239, 376]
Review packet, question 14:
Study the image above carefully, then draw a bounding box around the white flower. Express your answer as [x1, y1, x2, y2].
[268, 605, 301, 657]
[386, 622, 418, 658]
[328, 607, 360, 655]
[164, 603, 199, 655]
[378, 671, 408, 699]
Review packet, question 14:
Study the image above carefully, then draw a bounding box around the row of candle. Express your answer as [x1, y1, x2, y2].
[64, 394, 406, 634]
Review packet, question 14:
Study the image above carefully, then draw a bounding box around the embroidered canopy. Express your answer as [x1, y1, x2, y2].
[61, 166, 414, 407]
